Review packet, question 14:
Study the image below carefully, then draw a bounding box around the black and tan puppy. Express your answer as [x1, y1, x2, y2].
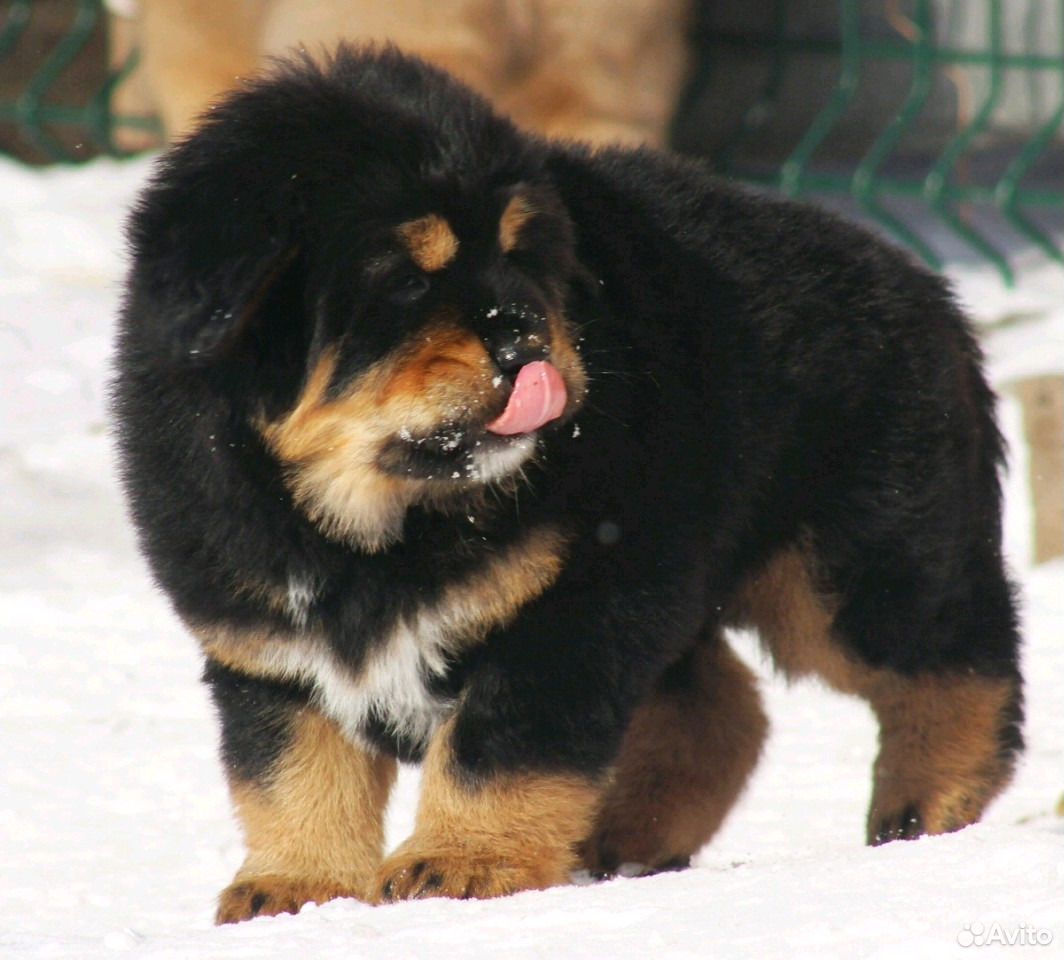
[113, 47, 1023, 923]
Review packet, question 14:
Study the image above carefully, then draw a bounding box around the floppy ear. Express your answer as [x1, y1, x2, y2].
[177, 244, 301, 363]
[125, 133, 307, 366]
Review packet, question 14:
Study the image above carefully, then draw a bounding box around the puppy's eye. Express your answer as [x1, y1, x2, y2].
[385, 272, 430, 306]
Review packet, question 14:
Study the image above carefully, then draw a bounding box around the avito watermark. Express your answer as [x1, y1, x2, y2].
[958, 922, 1054, 948]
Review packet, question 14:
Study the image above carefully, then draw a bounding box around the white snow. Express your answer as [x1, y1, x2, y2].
[1, 155, 1061, 960]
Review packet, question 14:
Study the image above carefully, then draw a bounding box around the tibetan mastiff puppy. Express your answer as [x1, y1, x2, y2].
[113, 47, 1023, 923]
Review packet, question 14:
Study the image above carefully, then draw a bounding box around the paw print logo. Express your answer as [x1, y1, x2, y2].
[957, 922, 985, 948]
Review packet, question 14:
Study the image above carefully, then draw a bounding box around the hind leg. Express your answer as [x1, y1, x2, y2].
[834, 551, 1024, 843]
[580, 634, 767, 876]
[863, 671, 1022, 843]
[736, 545, 1023, 845]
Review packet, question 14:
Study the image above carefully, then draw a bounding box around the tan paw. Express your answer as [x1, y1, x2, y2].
[867, 785, 995, 846]
[867, 761, 1015, 845]
[215, 875, 361, 924]
[376, 843, 571, 902]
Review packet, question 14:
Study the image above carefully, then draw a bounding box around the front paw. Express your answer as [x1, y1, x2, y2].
[376, 841, 571, 902]
[216, 875, 362, 924]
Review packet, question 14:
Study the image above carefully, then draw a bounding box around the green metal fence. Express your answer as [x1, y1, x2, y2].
[2, 0, 1062, 284]
[679, 0, 1064, 285]
[0, 0, 158, 163]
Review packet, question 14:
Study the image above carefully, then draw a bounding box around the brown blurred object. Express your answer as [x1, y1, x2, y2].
[133, 0, 692, 146]
[0, 0, 104, 163]
[106, 1, 161, 152]
[1012, 375, 1064, 565]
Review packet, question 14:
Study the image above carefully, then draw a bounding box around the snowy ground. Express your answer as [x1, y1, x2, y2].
[1, 155, 1061, 960]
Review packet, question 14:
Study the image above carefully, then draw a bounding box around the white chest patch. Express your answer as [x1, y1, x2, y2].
[285, 574, 318, 630]
[240, 526, 566, 752]
[258, 608, 456, 750]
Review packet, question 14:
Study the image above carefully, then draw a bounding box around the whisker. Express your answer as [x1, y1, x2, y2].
[581, 401, 632, 430]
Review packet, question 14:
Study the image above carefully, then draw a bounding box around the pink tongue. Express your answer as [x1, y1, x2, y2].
[486, 360, 568, 435]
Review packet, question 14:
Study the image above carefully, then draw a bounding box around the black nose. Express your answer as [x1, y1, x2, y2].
[482, 303, 551, 374]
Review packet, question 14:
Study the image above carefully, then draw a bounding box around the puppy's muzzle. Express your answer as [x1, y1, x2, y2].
[480, 303, 552, 376]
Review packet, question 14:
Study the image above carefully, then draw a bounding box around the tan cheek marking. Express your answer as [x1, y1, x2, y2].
[378, 323, 494, 409]
[546, 310, 588, 409]
[259, 347, 353, 465]
[257, 347, 409, 549]
[256, 325, 498, 549]
[396, 214, 460, 273]
[498, 194, 535, 254]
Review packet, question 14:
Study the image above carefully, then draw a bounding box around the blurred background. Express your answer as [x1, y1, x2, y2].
[2, 0, 1062, 284]
[0, 7, 1060, 952]
[3, 0, 1057, 562]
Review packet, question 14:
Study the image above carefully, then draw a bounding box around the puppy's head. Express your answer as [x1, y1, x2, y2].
[125, 46, 589, 550]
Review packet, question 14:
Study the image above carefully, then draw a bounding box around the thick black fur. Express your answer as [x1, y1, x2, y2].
[113, 48, 1021, 791]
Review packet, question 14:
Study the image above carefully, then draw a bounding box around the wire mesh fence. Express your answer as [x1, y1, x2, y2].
[1, 0, 1062, 284]
[0, 0, 158, 164]
[676, 0, 1064, 284]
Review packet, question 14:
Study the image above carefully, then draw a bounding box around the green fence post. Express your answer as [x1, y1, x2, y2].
[994, 0, 1064, 266]
[923, 0, 1013, 285]
[851, 0, 941, 270]
[779, 0, 862, 196]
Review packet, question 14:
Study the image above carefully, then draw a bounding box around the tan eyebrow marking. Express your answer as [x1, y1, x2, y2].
[395, 214, 460, 273]
[498, 193, 535, 254]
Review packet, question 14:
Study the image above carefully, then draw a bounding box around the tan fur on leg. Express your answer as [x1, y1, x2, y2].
[217, 709, 396, 924]
[864, 673, 1020, 843]
[734, 545, 1020, 845]
[377, 719, 602, 901]
[582, 638, 767, 875]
